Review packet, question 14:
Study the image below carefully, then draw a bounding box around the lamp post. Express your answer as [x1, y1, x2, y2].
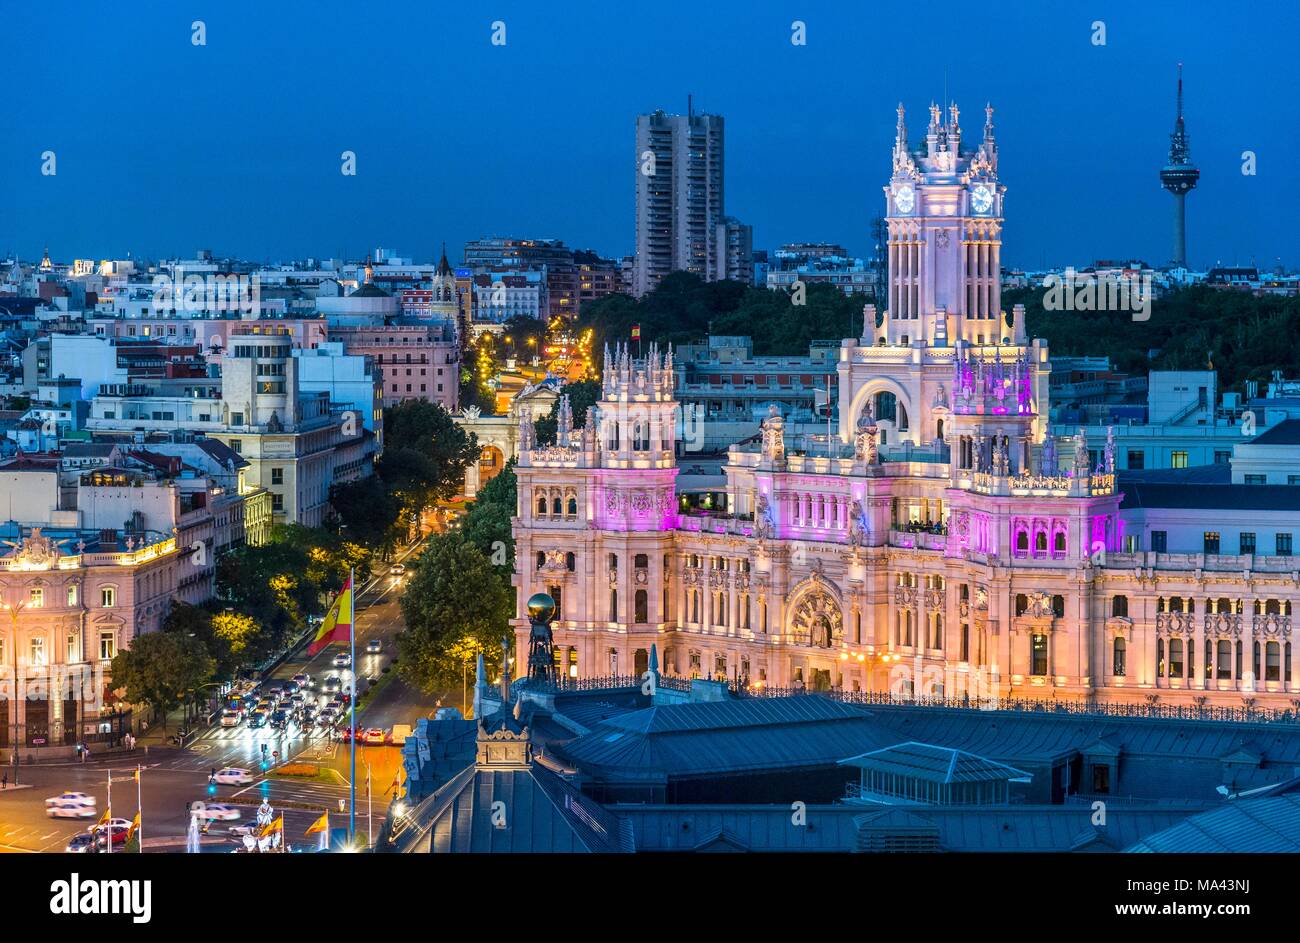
[848, 647, 901, 697]
[1, 598, 25, 779]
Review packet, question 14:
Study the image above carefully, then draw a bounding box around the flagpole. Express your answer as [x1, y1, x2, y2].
[106, 769, 112, 855]
[136, 765, 143, 853]
[349, 565, 356, 847]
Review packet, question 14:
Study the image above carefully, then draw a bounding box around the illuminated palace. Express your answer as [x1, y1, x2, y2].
[510, 103, 1298, 707]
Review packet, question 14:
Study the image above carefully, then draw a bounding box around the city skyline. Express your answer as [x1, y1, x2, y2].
[3, 0, 1298, 271]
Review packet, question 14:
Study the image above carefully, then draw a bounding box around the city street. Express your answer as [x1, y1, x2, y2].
[0, 540, 449, 853]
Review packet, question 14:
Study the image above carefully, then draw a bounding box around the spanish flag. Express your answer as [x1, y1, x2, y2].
[305, 811, 329, 836]
[127, 812, 141, 842]
[258, 815, 284, 839]
[630, 324, 641, 340]
[308, 576, 353, 656]
[96, 808, 111, 827]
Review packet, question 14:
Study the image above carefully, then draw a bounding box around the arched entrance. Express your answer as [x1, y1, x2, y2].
[477, 444, 505, 489]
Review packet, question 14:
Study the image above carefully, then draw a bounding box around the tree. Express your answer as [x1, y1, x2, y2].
[459, 461, 517, 575]
[110, 632, 215, 731]
[329, 475, 402, 555]
[379, 400, 477, 515]
[161, 603, 237, 681]
[397, 536, 512, 693]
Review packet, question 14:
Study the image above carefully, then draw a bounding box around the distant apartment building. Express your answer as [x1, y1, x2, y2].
[327, 323, 459, 411]
[766, 243, 876, 297]
[463, 239, 622, 318]
[470, 273, 544, 326]
[715, 217, 753, 284]
[634, 106, 725, 296]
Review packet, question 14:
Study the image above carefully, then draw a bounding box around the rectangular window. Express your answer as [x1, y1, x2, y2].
[1126, 450, 1145, 470]
[272, 494, 284, 512]
[1214, 450, 1231, 465]
[231, 412, 244, 426]
[67, 585, 77, 606]
[101, 587, 115, 608]
[1203, 532, 1220, 554]
[271, 468, 283, 485]
[1151, 531, 1168, 553]
[99, 631, 116, 661]
[1245, 474, 1266, 485]
[1278, 533, 1294, 556]
[66, 633, 79, 662]
[1170, 451, 1189, 469]
[229, 440, 242, 454]
[1092, 764, 1110, 794]
[1240, 532, 1256, 555]
[28, 587, 44, 608]
[30, 637, 46, 667]
[1031, 634, 1048, 676]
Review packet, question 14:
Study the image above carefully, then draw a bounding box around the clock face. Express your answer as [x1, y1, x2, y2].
[894, 184, 915, 214]
[971, 184, 994, 215]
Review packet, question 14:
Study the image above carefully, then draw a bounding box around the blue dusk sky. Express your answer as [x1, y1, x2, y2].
[2, 0, 1295, 271]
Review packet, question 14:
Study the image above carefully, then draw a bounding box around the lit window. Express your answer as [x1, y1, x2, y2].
[29, 637, 47, 667]
[99, 631, 116, 661]
[101, 587, 116, 608]
[28, 588, 44, 608]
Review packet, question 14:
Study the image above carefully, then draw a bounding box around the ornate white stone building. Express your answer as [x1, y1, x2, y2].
[510, 103, 1299, 709]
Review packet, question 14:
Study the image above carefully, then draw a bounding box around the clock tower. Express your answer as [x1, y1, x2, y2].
[883, 102, 1009, 347]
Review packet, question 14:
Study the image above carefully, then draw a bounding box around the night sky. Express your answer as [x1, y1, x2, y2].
[4, 0, 1295, 271]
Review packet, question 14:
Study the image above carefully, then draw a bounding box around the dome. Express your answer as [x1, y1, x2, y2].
[527, 592, 557, 624]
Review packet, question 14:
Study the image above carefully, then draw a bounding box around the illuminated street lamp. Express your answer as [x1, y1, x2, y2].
[0, 597, 25, 773]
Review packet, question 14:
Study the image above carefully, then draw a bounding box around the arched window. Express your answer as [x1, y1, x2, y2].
[1015, 530, 1029, 555]
[1035, 531, 1047, 554]
[1111, 595, 1128, 618]
[1113, 636, 1127, 676]
[536, 495, 547, 515]
[1053, 531, 1066, 554]
[1156, 638, 1165, 677]
[566, 496, 577, 515]
[552, 496, 562, 515]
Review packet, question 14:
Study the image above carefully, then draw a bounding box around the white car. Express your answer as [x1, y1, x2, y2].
[292, 673, 312, 688]
[47, 802, 97, 820]
[219, 709, 242, 727]
[198, 803, 241, 822]
[365, 639, 382, 654]
[213, 767, 253, 786]
[45, 791, 96, 808]
[389, 563, 406, 577]
[332, 653, 351, 668]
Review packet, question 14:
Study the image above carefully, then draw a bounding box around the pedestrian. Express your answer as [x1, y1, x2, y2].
[79, 746, 86, 764]
[1, 773, 7, 790]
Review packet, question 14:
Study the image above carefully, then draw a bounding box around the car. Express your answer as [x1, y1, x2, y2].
[322, 676, 342, 694]
[332, 653, 352, 668]
[45, 791, 96, 808]
[325, 696, 344, 712]
[247, 711, 268, 729]
[91, 819, 132, 846]
[291, 673, 312, 688]
[214, 767, 253, 785]
[219, 709, 242, 727]
[269, 709, 288, 730]
[363, 727, 386, 745]
[47, 801, 97, 819]
[65, 833, 99, 853]
[197, 803, 241, 822]
[387, 724, 413, 746]
[389, 563, 406, 576]
[365, 639, 382, 654]
[288, 692, 305, 706]
[228, 819, 260, 837]
[255, 698, 274, 712]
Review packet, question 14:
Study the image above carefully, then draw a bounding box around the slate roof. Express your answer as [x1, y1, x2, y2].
[865, 704, 1300, 767]
[614, 803, 1208, 853]
[1119, 481, 1300, 511]
[1250, 418, 1300, 446]
[1126, 794, 1300, 852]
[839, 742, 1032, 784]
[418, 761, 634, 853]
[557, 696, 893, 781]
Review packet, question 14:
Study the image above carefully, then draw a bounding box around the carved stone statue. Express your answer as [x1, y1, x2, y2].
[848, 499, 868, 548]
[754, 494, 775, 541]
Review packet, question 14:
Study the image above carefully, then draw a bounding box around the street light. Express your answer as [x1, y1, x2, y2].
[1, 598, 26, 776]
